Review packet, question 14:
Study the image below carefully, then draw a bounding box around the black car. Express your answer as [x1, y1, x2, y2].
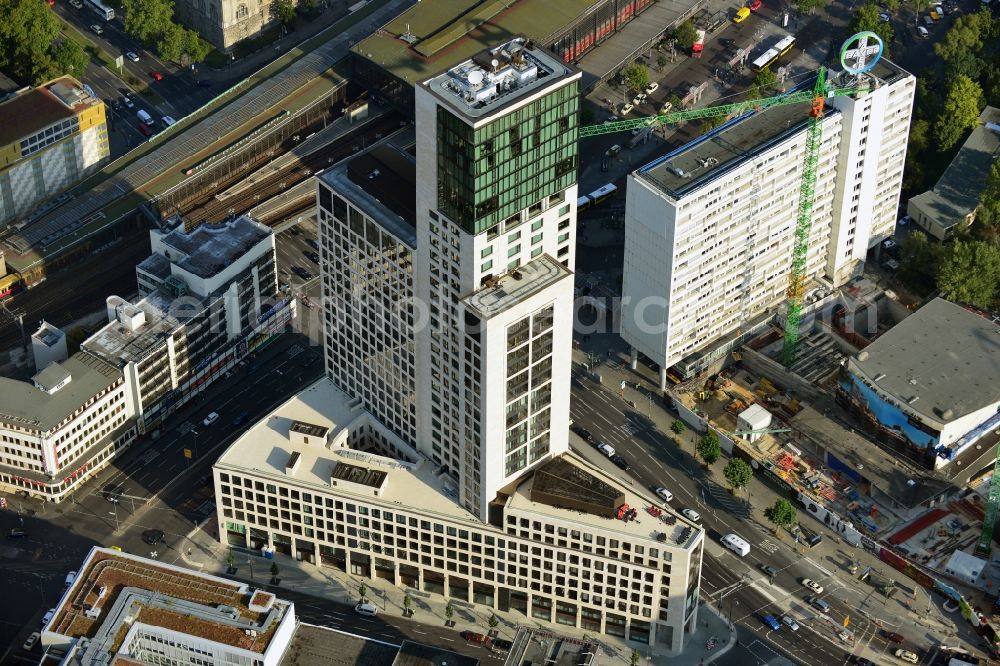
[196, 79, 212, 87]
[103, 483, 125, 503]
[304, 251, 320, 264]
[851, 658, 876, 666]
[142, 529, 164, 545]
[570, 424, 593, 442]
[610, 454, 629, 471]
[306, 238, 319, 251]
[7, 529, 28, 539]
[491, 639, 513, 652]
[292, 266, 313, 280]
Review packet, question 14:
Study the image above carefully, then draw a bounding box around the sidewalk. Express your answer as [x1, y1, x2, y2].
[178, 516, 736, 666]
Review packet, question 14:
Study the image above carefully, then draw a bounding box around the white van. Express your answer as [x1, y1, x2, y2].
[721, 533, 751, 557]
[137, 109, 153, 125]
[596, 442, 615, 458]
[354, 601, 378, 616]
[161, 115, 177, 127]
[65, 570, 77, 588]
[917, 25, 930, 38]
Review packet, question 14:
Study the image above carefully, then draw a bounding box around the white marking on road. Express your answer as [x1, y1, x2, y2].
[595, 413, 614, 426]
[805, 557, 834, 578]
[748, 581, 777, 602]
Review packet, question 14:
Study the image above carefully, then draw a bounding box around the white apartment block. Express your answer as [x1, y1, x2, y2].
[622, 59, 915, 383]
[83, 215, 290, 433]
[215, 380, 704, 651]
[44, 547, 296, 666]
[0, 353, 135, 501]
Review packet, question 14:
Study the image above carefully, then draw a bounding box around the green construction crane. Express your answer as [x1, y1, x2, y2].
[975, 456, 1000, 557]
[580, 68, 866, 366]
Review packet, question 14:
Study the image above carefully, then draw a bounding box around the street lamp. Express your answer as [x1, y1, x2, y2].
[109, 506, 119, 531]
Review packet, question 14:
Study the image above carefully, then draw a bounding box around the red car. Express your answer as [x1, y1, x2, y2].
[460, 631, 491, 645]
[151, 71, 164, 81]
[749, 0, 762, 9]
[137, 122, 154, 137]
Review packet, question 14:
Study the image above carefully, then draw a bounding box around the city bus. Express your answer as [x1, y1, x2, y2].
[750, 34, 795, 71]
[85, 0, 114, 20]
[587, 183, 618, 205]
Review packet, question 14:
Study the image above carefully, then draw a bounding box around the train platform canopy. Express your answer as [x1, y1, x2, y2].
[353, 0, 594, 85]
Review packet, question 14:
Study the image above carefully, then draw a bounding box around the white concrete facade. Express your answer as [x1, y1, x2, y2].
[621, 61, 915, 378]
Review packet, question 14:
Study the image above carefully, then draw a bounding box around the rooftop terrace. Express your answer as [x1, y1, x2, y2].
[155, 214, 271, 280]
[81, 292, 190, 367]
[50, 547, 292, 664]
[463, 254, 572, 319]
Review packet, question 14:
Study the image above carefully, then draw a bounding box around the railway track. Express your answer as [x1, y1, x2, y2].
[181, 115, 403, 227]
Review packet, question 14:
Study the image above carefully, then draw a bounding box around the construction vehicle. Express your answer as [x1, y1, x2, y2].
[580, 34, 881, 367]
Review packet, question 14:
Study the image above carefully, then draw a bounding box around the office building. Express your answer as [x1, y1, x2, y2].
[216, 380, 704, 650]
[82, 215, 290, 433]
[0, 77, 110, 227]
[621, 59, 915, 383]
[840, 297, 1000, 469]
[221, 19, 707, 649]
[0, 353, 135, 501]
[172, 0, 288, 53]
[907, 106, 1000, 241]
[42, 547, 297, 665]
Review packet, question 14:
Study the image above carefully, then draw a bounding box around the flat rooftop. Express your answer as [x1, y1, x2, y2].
[51, 547, 292, 662]
[320, 148, 417, 248]
[510, 438, 702, 550]
[0, 353, 120, 431]
[157, 214, 271, 280]
[423, 37, 576, 119]
[82, 292, 191, 366]
[215, 378, 481, 525]
[637, 100, 821, 199]
[353, 0, 593, 86]
[0, 76, 99, 147]
[849, 298, 1000, 423]
[908, 106, 1000, 231]
[463, 254, 573, 319]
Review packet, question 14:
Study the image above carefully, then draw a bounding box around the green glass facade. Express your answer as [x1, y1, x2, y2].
[436, 81, 579, 234]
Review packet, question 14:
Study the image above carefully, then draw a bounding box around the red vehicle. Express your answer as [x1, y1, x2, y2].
[137, 122, 154, 137]
[692, 29, 706, 57]
[150, 71, 164, 81]
[460, 631, 491, 645]
[749, 0, 762, 10]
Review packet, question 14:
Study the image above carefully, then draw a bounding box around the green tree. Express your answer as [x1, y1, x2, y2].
[273, 0, 295, 25]
[673, 20, 697, 49]
[630, 650, 641, 666]
[156, 22, 185, 62]
[671, 419, 686, 435]
[488, 613, 499, 633]
[227, 552, 236, 570]
[897, 231, 938, 293]
[908, 118, 931, 155]
[934, 75, 983, 151]
[849, 3, 894, 49]
[299, 0, 316, 13]
[622, 63, 649, 93]
[0, 0, 62, 84]
[793, 0, 826, 13]
[883, 0, 900, 11]
[403, 593, 413, 615]
[977, 160, 1000, 228]
[269, 562, 279, 579]
[183, 28, 211, 64]
[933, 10, 993, 62]
[656, 54, 668, 70]
[752, 66, 777, 91]
[358, 582, 368, 600]
[696, 432, 720, 466]
[723, 458, 753, 493]
[50, 39, 89, 78]
[909, 0, 931, 13]
[937, 239, 1000, 307]
[122, 0, 175, 45]
[444, 602, 455, 625]
[765, 498, 797, 533]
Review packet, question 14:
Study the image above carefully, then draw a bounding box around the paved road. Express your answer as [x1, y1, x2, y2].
[567, 373, 937, 666]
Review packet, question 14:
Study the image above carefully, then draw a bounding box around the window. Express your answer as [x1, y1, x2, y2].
[531, 220, 543, 231]
[481, 246, 493, 258]
[508, 230, 521, 242]
[481, 260, 493, 272]
[532, 233, 543, 245]
[508, 245, 520, 258]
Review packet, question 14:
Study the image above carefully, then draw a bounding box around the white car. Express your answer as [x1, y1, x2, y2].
[69, 0, 82, 6]
[202, 412, 220, 426]
[162, 115, 177, 127]
[681, 508, 700, 522]
[898, 215, 910, 226]
[781, 615, 799, 631]
[802, 578, 824, 594]
[41, 608, 55, 627]
[645, 82, 659, 94]
[90, 24, 104, 35]
[23, 632, 40, 650]
[655, 487, 674, 503]
[894, 649, 918, 664]
[125, 51, 140, 62]
[620, 103, 634, 116]
[879, 11, 891, 20]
